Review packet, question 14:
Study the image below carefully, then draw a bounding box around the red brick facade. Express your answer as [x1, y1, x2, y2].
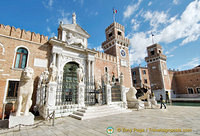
[0, 24, 49, 116]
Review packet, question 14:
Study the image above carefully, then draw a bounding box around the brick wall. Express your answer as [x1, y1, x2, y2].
[174, 68, 200, 94]
[0, 24, 49, 116]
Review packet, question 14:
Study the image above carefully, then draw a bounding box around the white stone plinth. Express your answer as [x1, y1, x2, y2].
[120, 85, 127, 108]
[77, 83, 85, 107]
[127, 101, 144, 110]
[105, 84, 111, 105]
[46, 82, 57, 107]
[9, 112, 34, 128]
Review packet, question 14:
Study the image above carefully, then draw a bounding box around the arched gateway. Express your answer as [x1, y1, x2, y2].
[62, 62, 79, 104]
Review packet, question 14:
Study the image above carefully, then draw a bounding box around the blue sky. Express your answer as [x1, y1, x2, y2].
[0, 0, 199, 70]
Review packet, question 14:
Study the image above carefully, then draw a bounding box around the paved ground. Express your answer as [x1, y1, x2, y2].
[0, 106, 200, 136]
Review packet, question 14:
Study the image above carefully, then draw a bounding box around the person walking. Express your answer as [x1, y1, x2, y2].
[160, 94, 166, 109]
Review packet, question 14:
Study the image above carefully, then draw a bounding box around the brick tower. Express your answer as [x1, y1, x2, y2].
[102, 22, 132, 88]
[145, 43, 172, 100]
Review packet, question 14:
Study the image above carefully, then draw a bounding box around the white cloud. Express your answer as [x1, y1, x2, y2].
[178, 57, 200, 70]
[148, 2, 152, 6]
[57, 10, 71, 24]
[142, 11, 169, 30]
[123, 0, 142, 18]
[43, 0, 53, 8]
[165, 46, 178, 55]
[94, 45, 103, 52]
[173, 0, 179, 5]
[131, 19, 140, 31]
[128, 1, 200, 65]
[158, 0, 200, 45]
[129, 32, 152, 65]
[167, 54, 174, 58]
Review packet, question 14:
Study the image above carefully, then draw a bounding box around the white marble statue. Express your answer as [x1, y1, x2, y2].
[15, 67, 34, 116]
[36, 69, 49, 107]
[77, 67, 84, 83]
[48, 62, 57, 83]
[138, 89, 151, 100]
[67, 33, 84, 47]
[40, 68, 49, 84]
[120, 72, 124, 85]
[95, 79, 102, 90]
[104, 72, 110, 85]
[126, 86, 138, 102]
[72, 12, 76, 24]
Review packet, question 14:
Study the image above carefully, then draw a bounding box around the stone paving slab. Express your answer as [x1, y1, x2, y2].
[0, 106, 200, 136]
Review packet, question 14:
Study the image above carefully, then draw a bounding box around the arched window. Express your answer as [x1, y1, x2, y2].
[14, 48, 28, 69]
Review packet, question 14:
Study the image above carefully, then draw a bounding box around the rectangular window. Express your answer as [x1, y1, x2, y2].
[150, 50, 155, 55]
[133, 80, 137, 84]
[109, 33, 113, 37]
[196, 88, 200, 94]
[7, 81, 19, 101]
[143, 70, 146, 74]
[144, 79, 148, 84]
[132, 71, 136, 76]
[118, 31, 122, 36]
[187, 88, 194, 94]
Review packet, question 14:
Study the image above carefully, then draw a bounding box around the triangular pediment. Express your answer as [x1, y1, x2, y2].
[61, 24, 90, 38]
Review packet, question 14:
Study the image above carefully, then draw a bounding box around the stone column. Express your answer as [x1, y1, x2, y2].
[77, 82, 85, 107]
[91, 61, 94, 88]
[105, 84, 112, 105]
[52, 53, 56, 65]
[43, 82, 57, 118]
[87, 60, 91, 83]
[120, 85, 127, 108]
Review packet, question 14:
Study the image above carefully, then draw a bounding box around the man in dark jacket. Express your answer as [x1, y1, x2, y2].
[160, 94, 166, 109]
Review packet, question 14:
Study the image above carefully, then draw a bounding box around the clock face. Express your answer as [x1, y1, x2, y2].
[120, 49, 126, 57]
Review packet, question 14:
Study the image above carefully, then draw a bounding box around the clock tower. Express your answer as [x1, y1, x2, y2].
[102, 22, 132, 88]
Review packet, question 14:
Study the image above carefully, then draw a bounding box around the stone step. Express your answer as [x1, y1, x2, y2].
[70, 109, 131, 120]
[70, 105, 132, 120]
[80, 106, 122, 113]
[74, 108, 126, 116]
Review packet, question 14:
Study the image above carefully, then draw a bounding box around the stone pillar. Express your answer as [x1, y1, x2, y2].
[57, 54, 61, 71]
[120, 85, 127, 108]
[105, 84, 112, 105]
[52, 53, 56, 65]
[42, 82, 57, 118]
[91, 61, 94, 83]
[77, 82, 85, 107]
[87, 60, 91, 83]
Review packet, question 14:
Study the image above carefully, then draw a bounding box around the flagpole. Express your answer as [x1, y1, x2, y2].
[151, 32, 154, 44]
[113, 13, 115, 22]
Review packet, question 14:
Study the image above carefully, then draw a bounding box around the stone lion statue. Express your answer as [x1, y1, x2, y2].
[77, 67, 84, 83]
[138, 89, 151, 100]
[67, 33, 85, 47]
[15, 67, 34, 116]
[126, 86, 138, 102]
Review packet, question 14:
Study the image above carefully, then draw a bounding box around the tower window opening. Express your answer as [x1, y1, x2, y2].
[109, 33, 113, 37]
[118, 31, 122, 36]
[150, 50, 155, 55]
[105, 67, 108, 73]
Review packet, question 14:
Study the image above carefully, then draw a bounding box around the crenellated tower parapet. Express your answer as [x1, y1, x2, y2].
[102, 22, 129, 51]
[95, 51, 117, 63]
[0, 24, 48, 44]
